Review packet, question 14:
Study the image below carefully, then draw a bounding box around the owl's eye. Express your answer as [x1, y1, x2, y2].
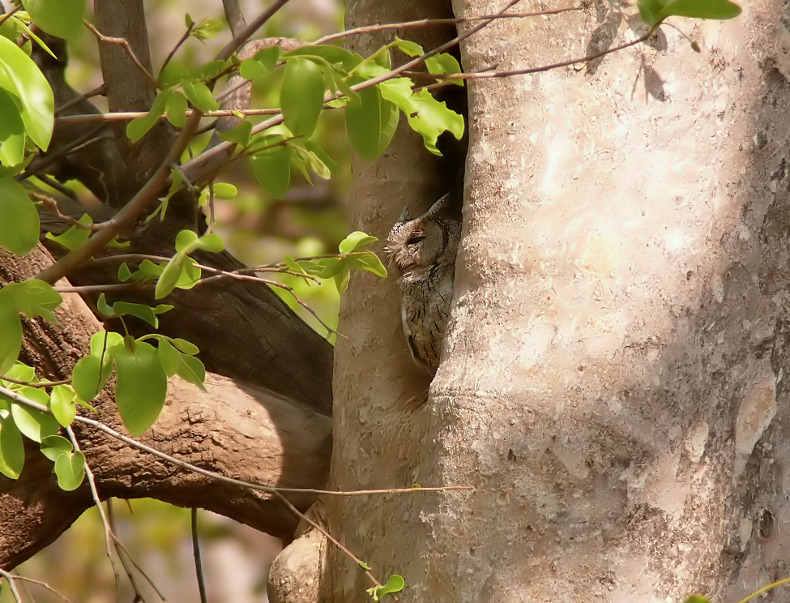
[406, 235, 426, 245]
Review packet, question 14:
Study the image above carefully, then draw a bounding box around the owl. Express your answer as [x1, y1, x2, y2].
[385, 193, 462, 375]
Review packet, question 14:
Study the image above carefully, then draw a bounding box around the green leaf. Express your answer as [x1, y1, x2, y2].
[89, 331, 124, 358]
[0, 302, 22, 374]
[656, 0, 741, 21]
[212, 182, 237, 198]
[40, 433, 72, 461]
[425, 53, 463, 86]
[157, 337, 182, 376]
[251, 145, 292, 197]
[182, 80, 219, 112]
[171, 338, 199, 355]
[96, 293, 172, 328]
[347, 251, 387, 279]
[174, 229, 199, 253]
[339, 231, 378, 254]
[283, 45, 360, 71]
[345, 86, 398, 161]
[281, 57, 325, 138]
[0, 35, 54, 151]
[359, 561, 372, 571]
[192, 17, 223, 41]
[165, 90, 188, 127]
[392, 37, 423, 57]
[72, 354, 111, 401]
[114, 340, 168, 435]
[0, 176, 39, 254]
[4, 362, 35, 383]
[334, 263, 350, 293]
[0, 89, 26, 166]
[0, 416, 24, 479]
[45, 213, 92, 251]
[366, 575, 405, 601]
[218, 121, 252, 146]
[54, 450, 85, 490]
[240, 46, 281, 79]
[408, 89, 464, 155]
[178, 354, 206, 389]
[11, 401, 59, 443]
[1, 280, 62, 322]
[684, 596, 711, 603]
[23, 0, 85, 39]
[127, 91, 167, 142]
[50, 385, 77, 427]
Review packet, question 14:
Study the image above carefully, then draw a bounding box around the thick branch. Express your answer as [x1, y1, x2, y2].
[0, 246, 331, 570]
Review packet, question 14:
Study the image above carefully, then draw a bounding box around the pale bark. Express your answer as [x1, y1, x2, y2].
[321, 0, 790, 601]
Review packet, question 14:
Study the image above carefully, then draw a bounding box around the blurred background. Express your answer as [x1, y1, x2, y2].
[2, 0, 348, 601]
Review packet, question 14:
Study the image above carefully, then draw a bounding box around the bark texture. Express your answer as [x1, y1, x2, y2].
[324, 0, 790, 601]
[0, 248, 331, 570]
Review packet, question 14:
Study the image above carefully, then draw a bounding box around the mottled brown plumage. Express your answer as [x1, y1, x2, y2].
[385, 194, 461, 375]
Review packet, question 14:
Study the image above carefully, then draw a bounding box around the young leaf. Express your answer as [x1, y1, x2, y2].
[40, 433, 73, 461]
[127, 92, 167, 142]
[656, 0, 741, 22]
[165, 90, 188, 128]
[366, 575, 406, 601]
[174, 229, 199, 253]
[212, 182, 238, 199]
[334, 263, 351, 293]
[50, 385, 77, 427]
[0, 303, 22, 374]
[251, 146, 292, 197]
[114, 340, 168, 436]
[54, 450, 85, 491]
[345, 86, 398, 161]
[178, 355, 206, 389]
[2, 279, 62, 322]
[339, 231, 378, 254]
[281, 57, 325, 138]
[192, 17, 223, 41]
[425, 53, 464, 86]
[0, 35, 54, 151]
[171, 338, 199, 355]
[0, 417, 24, 479]
[0, 176, 39, 254]
[23, 0, 85, 39]
[0, 90, 26, 165]
[406, 89, 464, 155]
[45, 213, 92, 251]
[182, 80, 219, 112]
[392, 37, 423, 57]
[72, 354, 112, 401]
[219, 121, 252, 145]
[240, 46, 281, 79]
[347, 252, 387, 279]
[157, 337, 182, 376]
[11, 401, 59, 443]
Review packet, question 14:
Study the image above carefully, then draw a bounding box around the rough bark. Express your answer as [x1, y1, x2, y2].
[319, 0, 790, 601]
[0, 246, 332, 569]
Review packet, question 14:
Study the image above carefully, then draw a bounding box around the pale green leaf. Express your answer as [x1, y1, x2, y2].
[0, 176, 39, 254]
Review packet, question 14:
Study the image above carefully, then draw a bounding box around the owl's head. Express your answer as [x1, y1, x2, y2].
[385, 194, 458, 277]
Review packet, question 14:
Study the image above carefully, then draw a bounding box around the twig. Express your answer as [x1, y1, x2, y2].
[0, 574, 75, 603]
[106, 501, 149, 603]
[0, 385, 474, 499]
[30, 191, 108, 230]
[55, 84, 107, 115]
[56, 107, 282, 124]
[191, 509, 208, 603]
[22, 123, 106, 179]
[160, 22, 195, 76]
[35, 110, 204, 284]
[64, 425, 122, 597]
[272, 490, 392, 596]
[0, 569, 23, 603]
[0, 373, 70, 387]
[217, 0, 291, 62]
[84, 21, 160, 89]
[313, 5, 583, 45]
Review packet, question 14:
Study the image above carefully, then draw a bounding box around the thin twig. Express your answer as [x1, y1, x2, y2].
[0, 373, 70, 388]
[23, 123, 106, 179]
[0, 385, 474, 498]
[217, 0, 290, 61]
[84, 21, 160, 89]
[106, 501, 149, 603]
[313, 5, 583, 45]
[55, 107, 283, 125]
[30, 191, 108, 230]
[35, 110, 204, 284]
[160, 22, 195, 76]
[272, 490, 391, 596]
[0, 574, 75, 603]
[55, 84, 107, 115]
[64, 425, 122, 596]
[0, 569, 23, 603]
[191, 509, 208, 603]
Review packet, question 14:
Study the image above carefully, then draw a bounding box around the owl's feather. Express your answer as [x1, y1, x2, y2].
[385, 194, 461, 374]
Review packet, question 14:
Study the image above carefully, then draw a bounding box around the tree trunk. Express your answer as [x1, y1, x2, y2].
[320, 0, 790, 600]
